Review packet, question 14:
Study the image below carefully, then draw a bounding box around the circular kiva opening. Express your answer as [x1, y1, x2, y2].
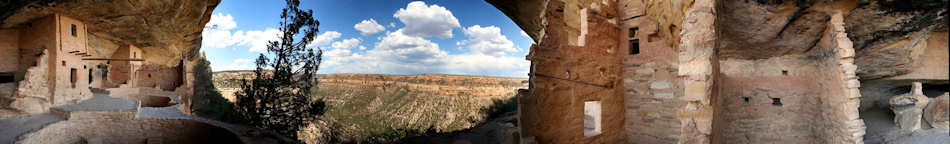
[19, 119, 243, 144]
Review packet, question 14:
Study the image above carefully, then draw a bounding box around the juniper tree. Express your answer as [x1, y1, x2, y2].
[234, 0, 326, 141]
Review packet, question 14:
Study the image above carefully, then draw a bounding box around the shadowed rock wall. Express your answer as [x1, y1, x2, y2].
[498, 0, 626, 143]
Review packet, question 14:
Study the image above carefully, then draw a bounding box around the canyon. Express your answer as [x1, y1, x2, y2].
[213, 71, 526, 142]
[0, 0, 947, 143]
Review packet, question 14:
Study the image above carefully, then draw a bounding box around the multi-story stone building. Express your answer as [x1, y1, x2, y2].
[488, 0, 948, 143]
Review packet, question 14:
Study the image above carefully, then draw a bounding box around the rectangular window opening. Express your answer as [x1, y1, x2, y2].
[70, 24, 77, 37]
[584, 101, 602, 137]
[772, 98, 783, 106]
[629, 39, 640, 55]
[629, 26, 641, 55]
[70, 68, 77, 88]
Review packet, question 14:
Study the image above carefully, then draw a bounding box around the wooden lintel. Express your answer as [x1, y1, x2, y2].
[68, 51, 80, 53]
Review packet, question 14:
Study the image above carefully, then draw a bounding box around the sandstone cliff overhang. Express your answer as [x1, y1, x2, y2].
[1, 0, 221, 66]
[486, 0, 547, 43]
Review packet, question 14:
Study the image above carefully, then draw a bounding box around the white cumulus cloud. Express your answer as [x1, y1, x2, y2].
[393, 1, 460, 39]
[331, 38, 361, 49]
[202, 13, 280, 53]
[241, 28, 281, 53]
[459, 25, 516, 56]
[207, 13, 237, 30]
[354, 19, 386, 35]
[202, 13, 242, 48]
[370, 29, 447, 65]
[308, 31, 342, 48]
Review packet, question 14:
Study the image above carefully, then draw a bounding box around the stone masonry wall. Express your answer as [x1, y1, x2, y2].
[715, 55, 831, 143]
[617, 0, 689, 143]
[711, 2, 865, 143]
[519, 0, 625, 143]
[0, 29, 19, 73]
[676, 0, 716, 143]
[135, 64, 182, 91]
[108, 45, 134, 85]
[823, 8, 865, 143]
[12, 50, 50, 113]
[10, 15, 57, 113]
[51, 14, 93, 105]
[16, 16, 54, 83]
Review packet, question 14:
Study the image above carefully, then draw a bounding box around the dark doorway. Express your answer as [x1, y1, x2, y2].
[0, 72, 14, 83]
[70, 68, 77, 88]
[88, 69, 93, 84]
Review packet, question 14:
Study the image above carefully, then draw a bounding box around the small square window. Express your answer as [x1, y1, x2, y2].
[584, 101, 602, 137]
[772, 98, 783, 106]
[71, 24, 77, 37]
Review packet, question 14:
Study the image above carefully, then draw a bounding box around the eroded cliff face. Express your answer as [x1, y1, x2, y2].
[846, 1, 947, 80]
[2, 0, 221, 66]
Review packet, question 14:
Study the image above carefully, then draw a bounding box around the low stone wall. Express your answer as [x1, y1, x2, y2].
[135, 64, 183, 91]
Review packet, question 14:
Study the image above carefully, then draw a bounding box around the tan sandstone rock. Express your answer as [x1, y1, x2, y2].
[924, 94, 949, 129]
[10, 96, 49, 114]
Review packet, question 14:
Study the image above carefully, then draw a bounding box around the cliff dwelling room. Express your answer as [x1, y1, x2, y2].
[1, 0, 948, 144]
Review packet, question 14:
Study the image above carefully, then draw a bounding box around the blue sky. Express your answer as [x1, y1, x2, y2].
[201, 0, 532, 77]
